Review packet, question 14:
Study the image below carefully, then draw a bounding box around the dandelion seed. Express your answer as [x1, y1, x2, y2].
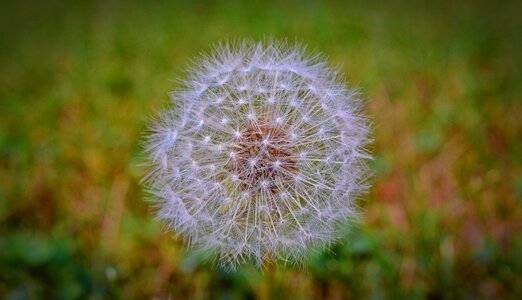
[143, 39, 371, 270]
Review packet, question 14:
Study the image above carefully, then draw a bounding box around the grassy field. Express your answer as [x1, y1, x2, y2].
[1, 0, 521, 298]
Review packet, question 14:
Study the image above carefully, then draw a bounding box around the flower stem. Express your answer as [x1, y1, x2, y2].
[261, 264, 275, 300]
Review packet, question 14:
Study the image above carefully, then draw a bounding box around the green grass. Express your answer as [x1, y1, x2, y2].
[1, 0, 521, 298]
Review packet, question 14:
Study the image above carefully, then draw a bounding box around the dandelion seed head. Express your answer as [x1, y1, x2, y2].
[143, 39, 371, 270]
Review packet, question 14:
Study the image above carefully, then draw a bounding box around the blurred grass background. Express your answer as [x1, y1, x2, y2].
[1, 0, 521, 299]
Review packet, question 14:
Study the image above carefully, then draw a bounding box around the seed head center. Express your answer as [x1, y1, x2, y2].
[229, 122, 296, 191]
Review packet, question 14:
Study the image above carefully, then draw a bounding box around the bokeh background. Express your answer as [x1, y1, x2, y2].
[1, 0, 521, 299]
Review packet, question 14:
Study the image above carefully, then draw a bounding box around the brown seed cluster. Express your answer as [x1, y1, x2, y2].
[229, 122, 297, 192]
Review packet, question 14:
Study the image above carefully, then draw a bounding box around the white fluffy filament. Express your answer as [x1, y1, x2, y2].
[143, 39, 371, 270]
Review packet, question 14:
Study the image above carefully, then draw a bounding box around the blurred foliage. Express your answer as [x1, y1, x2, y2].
[1, 0, 521, 299]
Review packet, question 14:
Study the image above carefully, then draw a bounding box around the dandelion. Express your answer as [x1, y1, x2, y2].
[143, 39, 371, 270]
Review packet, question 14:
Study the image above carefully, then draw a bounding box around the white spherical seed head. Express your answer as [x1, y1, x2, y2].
[143, 39, 371, 270]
